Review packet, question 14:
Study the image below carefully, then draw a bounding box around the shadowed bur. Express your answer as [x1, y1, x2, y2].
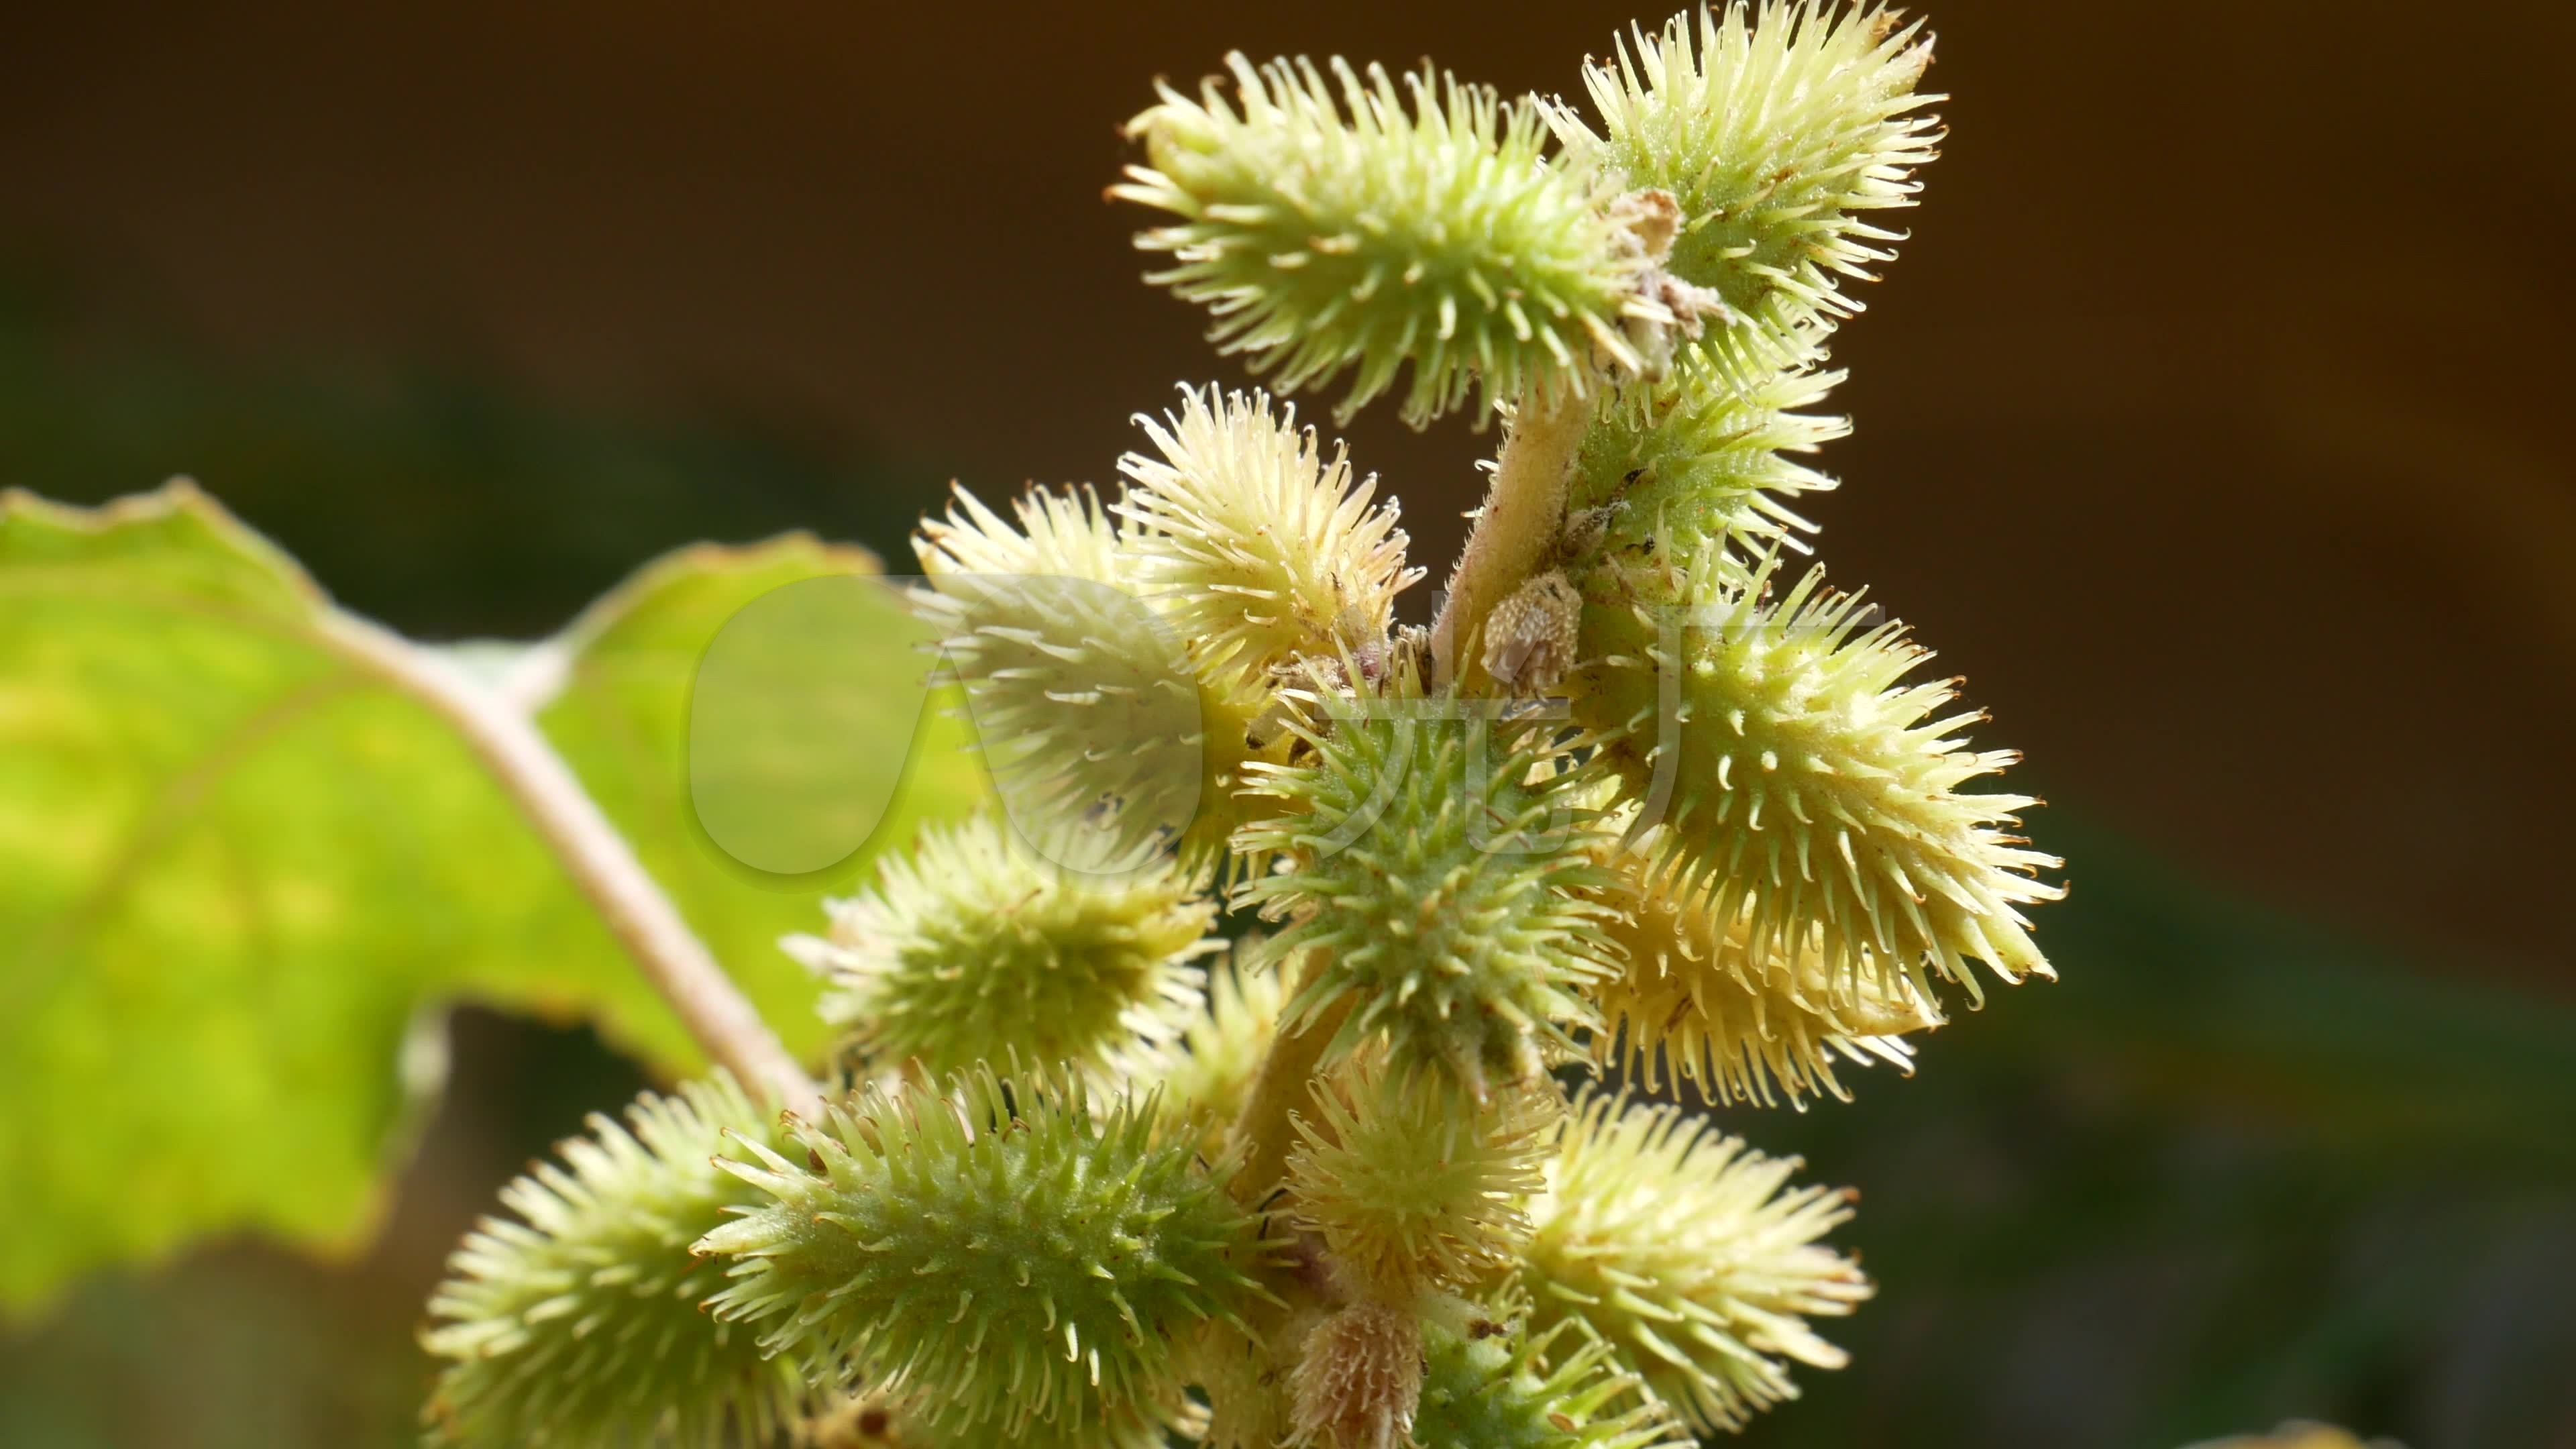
[1411, 1318, 1690, 1449]
[1181, 1312, 1305, 1449]
[912, 483, 1278, 863]
[806, 1387, 1195, 1448]
[419, 1073, 816, 1448]
[692, 1065, 1282, 1437]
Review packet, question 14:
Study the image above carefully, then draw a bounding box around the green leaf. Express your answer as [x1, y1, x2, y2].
[0, 482, 982, 1315]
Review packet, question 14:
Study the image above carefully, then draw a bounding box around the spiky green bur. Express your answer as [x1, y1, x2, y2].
[1234, 678, 1617, 1098]
[422, 1074, 810, 1448]
[1410, 1322, 1686, 1449]
[1589, 855, 1939, 1106]
[786, 812, 1216, 1081]
[696, 1067, 1277, 1436]
[914, 482, 1274, 859]
[1568, 332, 1845, 568]
[1568, 551, 2060, 1006]
[1287, 1060, 1554, 1298]
[1117, 56, 1674, 425]
[1554, 0, 1940, 352]
[1116, 387, 1421, 682]
[1518, 1093, 1868, 1434]
[1141, 957, 1287, 1160]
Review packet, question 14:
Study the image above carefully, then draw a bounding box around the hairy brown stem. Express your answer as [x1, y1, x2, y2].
[1427, 388, 1595, 692]
[321, 612, 824, 1116]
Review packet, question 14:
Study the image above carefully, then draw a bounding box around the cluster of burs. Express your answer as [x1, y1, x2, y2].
[420, 4, 2063, 1446]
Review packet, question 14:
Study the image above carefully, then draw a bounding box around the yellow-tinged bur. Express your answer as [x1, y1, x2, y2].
[1287, 1302, 1426, 1449]
[1140, 957, 1287, 1160]
[786, 812, 1217, 1083]
[696, 1065, 1279, 1437]
[1287, 1059, 1555, 1298]
[421, 1074, 812, 1447]
[1569, 549, 2061, 1006]
[1589, 840, 1941, 1106]
[1116, 55, 1684, 425]
[1234, 667, 1619, 1099]
[912, 482, 1279, 860]
[1552, 0, 1942, 352]
[1517, 1093, 1870, 1434]
[1116, 387, 1421, 683]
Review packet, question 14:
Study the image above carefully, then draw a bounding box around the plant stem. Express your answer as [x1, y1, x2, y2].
[1223, 957, 1349, 1208]
[321, 612, 824, 1116]
[1428, 387, 1594, 691]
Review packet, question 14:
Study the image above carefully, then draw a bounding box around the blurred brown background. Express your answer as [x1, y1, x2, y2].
[3, 1, 2572, 1446]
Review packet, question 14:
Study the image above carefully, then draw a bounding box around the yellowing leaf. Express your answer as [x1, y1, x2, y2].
[0, 482, 981, 1314]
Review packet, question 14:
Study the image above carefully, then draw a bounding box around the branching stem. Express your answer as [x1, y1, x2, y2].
[1428, 387, 1595, 691]
[321, 612, 824, 1116]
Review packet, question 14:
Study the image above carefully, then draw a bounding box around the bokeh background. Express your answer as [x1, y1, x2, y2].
[3, 1, 2571, 1446]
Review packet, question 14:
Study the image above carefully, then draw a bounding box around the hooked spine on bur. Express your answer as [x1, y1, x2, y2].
[419, 4, 2061, 1444]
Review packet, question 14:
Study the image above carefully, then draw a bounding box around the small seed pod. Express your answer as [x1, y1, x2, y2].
[1410, 1318, 1686, 1449]
[1288, 1302, 1426, 1449]
[1479, 569, 1584, 698]
[1564, 331, 1846, 574]
[788, 811, 1217, 1083]
[814, 1387, 1191, 1449]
